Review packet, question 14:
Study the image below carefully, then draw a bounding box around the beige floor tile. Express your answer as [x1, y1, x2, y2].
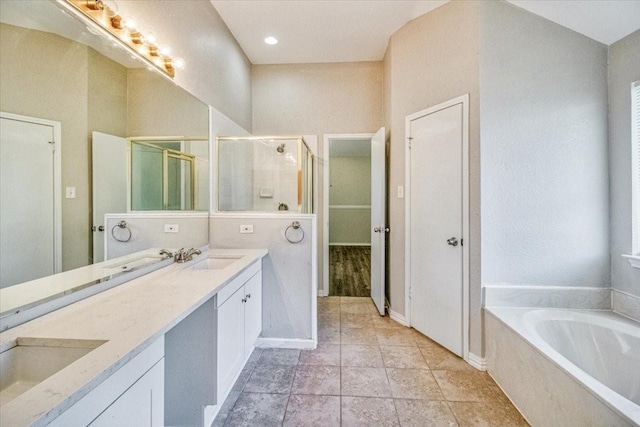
[318, 313, 341, 329]
[292, 365, 341, 395]
[386, 368, 444, 400]
[410, 329, 441, 347]
[380, 346, 429, 369]
[419, 345, 474, 371]
[431, 370, 506, 402]
[283, 395, 341, 427]
[394, 399, 459, 427]
[318, 326, 341, 344]
[341, 313, 374, 329]
[341, 327, 378, 345]
[341, 344, 384, 367]
[341, 396, 400, 427]
[341, 303, 374, 315]
[371, 315, 405, 330]
[299, 344, 341, 366]
[223, 392, 288, 426]
[258, 348, 301, 365]
[376, 328, 418, 346]
[448, 401, 529, 426]
[341, 367, 392, 397]
[341, 296, 372, 304]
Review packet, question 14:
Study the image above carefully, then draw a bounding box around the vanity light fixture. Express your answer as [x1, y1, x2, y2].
[264, 36, 278, 45]
[57, 0, 184, 78]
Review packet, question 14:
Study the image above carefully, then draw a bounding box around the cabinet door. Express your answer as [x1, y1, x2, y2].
[243, 272, 262, 357]
[90, 359, 164, 426]
[217, 285, 245, 400]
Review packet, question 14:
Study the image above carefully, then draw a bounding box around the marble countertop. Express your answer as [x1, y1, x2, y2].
[0, 248, 268, 427]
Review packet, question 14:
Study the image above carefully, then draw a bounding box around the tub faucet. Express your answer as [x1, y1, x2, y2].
[174, 248, 202, 263]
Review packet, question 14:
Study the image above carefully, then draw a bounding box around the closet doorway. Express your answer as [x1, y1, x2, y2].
[323, 129, 385, 314]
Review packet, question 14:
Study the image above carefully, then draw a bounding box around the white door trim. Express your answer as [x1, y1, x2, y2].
[404, 94, 470, 361]
[321, 133, 374, 297]
[1, 111, 62, 275]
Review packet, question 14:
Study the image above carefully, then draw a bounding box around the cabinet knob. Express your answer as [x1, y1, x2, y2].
[246, 293, 251, 299]
[241, 297, 247, 303]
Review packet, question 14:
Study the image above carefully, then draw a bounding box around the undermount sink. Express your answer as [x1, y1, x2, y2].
[0, 338, 106, 406]
[188, 256, 242, 271]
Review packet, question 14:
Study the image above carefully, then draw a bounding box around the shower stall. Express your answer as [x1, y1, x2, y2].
[216, 136, 314, 213]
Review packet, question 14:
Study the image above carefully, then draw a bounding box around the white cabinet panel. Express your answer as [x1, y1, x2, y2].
[216, 269, 263, 403]
[244, 272, 262, 358]
[90, 359, 164, 426]
[49, 338, 164, 427]
[217, 285, 245, 399]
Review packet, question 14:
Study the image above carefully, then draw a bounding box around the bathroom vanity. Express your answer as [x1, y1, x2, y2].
[0, 248, 267, 427]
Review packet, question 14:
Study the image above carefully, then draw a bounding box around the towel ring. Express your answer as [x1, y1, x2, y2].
[285, 221, 305, 244]
[111, 220, 132, 243]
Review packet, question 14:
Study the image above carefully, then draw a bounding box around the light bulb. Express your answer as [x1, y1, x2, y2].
[158, 45, 172, 57]
[102, 0, 119, 18]
[264, 36, 278, 45]
[121, 17, 137, 32]
[144, 30, 157, 46]
[172, 57, 185, 70]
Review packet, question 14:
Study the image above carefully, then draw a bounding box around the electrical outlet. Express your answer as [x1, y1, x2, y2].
[240, 224, 254, 234]
[164, 224, 179, 233]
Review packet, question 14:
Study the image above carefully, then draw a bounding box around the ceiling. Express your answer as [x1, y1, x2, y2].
[211, 0, 640, 65]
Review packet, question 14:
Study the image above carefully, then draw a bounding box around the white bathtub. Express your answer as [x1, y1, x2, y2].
[485, 308, 640, 426]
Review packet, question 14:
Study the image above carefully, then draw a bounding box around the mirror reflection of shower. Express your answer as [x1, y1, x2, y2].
[129, 138, 208, 211]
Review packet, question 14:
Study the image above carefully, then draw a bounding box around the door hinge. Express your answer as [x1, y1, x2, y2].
[461, 239, 463, 246]
[407, 136, 413, 149]
[408, 286, 411, 299]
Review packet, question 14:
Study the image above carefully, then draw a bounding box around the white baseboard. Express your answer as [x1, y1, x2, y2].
[389, 309, 409, 326]
[255, 338, 317, 350]
[318, 289, 329, 297]
[468, 352, 486, 371]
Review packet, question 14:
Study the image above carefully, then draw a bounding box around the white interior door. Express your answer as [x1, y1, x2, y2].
[408, 97, 467, 357]
[370, 127, 386, 315]
[92, 132, 128, 263]
[1, 114, 60, 287]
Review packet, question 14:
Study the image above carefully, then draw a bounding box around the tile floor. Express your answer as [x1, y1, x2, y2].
[214, 297, 528, 426]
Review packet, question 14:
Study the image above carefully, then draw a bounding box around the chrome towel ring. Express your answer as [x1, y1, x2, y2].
[285, 221, 305, 244]
[111, 220, 132, 242]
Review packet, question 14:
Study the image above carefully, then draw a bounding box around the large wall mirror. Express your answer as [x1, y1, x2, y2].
[0, 0, 209, 290]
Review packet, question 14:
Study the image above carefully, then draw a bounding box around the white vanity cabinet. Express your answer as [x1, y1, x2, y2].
[216, 261, 263, 402]
[49, 337, 164, 427]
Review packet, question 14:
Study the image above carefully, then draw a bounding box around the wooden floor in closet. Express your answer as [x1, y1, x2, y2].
[329, 246, 371, 297]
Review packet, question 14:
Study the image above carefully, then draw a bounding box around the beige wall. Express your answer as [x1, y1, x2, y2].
[127, 69, 209, 138]
[384, 1, 482, 353]
[1, 23, 125, 271]
[252, 61, 384, 288]
[118, 0, 252, 132]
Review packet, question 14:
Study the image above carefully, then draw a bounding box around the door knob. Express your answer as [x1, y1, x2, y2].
[374, 227, 390, 233]
[446, 237, 458, 246]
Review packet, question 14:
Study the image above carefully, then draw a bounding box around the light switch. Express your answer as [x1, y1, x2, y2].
[240, 225, 254, 234]
[65, 187, 76, 199]
[397, 185, 404, 199]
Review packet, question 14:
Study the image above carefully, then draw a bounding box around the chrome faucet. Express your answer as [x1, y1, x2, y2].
[159, 249, 174, 259]
[174, 248, 202, 263]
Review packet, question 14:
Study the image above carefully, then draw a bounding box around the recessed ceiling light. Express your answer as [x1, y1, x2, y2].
[264, 36, 278, 45]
